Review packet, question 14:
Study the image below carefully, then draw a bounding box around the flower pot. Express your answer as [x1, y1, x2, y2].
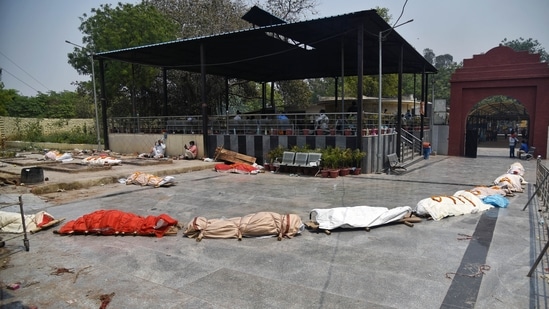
[329, 169, 340, 178]
[316, 129, 324, 135]
[339, 168, 350, 176]
[344, 129, 352, 136]
[321, 170, 330, 178]
[302, 128, 310, 135]
[352, 167, 362, 175]
[286, 129, 293, 135]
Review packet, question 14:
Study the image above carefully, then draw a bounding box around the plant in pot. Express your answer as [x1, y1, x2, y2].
[266, 145, 285, 171]
[324, 147, 341, 178]
[320, 148, 334, 177]
[339, 148, 353, 176]
[352, 148, 366, 175]
[319, 153, 331, 177]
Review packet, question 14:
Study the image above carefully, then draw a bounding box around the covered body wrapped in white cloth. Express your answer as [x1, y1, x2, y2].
[415, 191, 493, 221]
[493, 173, 526, 192]
[44, 150, 73, 162]
[81, 155, 122, 165]
[123, 171, 175, 187]
[0, 210, 55, 233]
[507, 162, 525, 176]
[309, 206, 413, 230]
[468, 186, 509, 199]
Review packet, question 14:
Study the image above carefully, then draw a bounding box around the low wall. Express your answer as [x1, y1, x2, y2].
[108, 133, 399, 174]
[3, 132, 404, 174]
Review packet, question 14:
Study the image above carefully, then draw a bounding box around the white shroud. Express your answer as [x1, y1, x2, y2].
[310, 206, 412, 230]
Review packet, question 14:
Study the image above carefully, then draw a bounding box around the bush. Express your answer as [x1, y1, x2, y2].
[9, 119, 97, 144]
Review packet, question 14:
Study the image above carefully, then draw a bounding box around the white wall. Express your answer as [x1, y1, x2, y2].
[432, 125, 449, 155]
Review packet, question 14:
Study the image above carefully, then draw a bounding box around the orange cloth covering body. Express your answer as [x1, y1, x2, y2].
[214, 163, 258, 174]
[57, 210, 178, 237]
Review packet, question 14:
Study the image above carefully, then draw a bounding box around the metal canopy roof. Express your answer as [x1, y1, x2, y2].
[241, 5, 287, 27]
[95, 9, 436, 82]
[469, 99, 529, 120]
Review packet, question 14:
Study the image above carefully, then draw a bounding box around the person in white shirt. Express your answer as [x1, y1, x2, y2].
[234, 110, 242, 120]
[146, 139, 166, 158]
[315, 109, 329, 131]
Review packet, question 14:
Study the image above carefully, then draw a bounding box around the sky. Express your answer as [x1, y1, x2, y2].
[0, 0, 548, 97]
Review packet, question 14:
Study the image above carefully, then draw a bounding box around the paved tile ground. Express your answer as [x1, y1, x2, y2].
[0, 147, 548, 309]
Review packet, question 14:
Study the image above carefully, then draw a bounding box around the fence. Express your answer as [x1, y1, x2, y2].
[526, 157, 549, 277]
[536, 158, 549, 207]
[109, 112, 429, 137]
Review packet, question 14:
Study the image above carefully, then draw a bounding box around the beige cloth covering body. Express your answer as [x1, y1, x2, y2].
[0, 211, 54, 233]
[184, 212, 303, 241]
[415, 191, 493, 221]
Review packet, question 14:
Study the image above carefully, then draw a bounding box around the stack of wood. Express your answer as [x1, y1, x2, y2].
[214, 147, 256, 165]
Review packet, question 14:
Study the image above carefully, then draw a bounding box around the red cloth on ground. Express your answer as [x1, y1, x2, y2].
[215, 163, 258, 173]
[57, 210, 178, 237]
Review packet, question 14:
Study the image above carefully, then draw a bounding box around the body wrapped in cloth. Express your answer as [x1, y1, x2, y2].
[184, 212, 303, 241]
[0, 211, 55, 233]
[415, 191, 493, 221]
[309, 206, 413, 230]
[125, 171, 175, 187]
[55, 210, 178, 237]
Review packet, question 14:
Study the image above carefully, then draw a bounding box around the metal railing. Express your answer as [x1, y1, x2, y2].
[400, 128, 422, 160]
[109, 112, 429, 136]
[525, 156, 549, 277]
[535, 157, 549, 209]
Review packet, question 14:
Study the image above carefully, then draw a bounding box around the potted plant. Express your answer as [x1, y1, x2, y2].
[352, 148, 366, 175]
[339, 148, 353, 176]
[322, 147, 341, 178]
[266, 145, 285, 171]
[320, 147, 335, 177]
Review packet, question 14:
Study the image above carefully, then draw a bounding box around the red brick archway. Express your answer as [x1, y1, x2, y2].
[449, 46, 549, 158]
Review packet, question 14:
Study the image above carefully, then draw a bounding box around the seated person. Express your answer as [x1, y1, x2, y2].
[518, 140, 528, 159]
[184, 141, 198, 160]
[139, 139, 166, 158]
[234, 110, 242, 120]
[315, 110, 329, 133]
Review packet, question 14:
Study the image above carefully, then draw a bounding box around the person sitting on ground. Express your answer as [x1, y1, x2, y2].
[518, 140, 529, 159]
[184, 141, 198, 160]
[140, 139, 166, 158]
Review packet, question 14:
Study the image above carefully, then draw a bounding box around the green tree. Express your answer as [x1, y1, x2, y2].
[501, 37, 548, 62]
[147, 0, 320, 115]
[277, 80, 312, 111]
[0, 82, 16, 116]
[68, 2, 179, 117]
[42, 91, 82, 119]
[259, 0, 319, 22]
[6, 95, 45, 117]
[145, 0, 253, 116]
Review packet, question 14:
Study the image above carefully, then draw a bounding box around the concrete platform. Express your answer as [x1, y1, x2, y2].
[1, 148, 548, 309]
[0, 155, 217, 194]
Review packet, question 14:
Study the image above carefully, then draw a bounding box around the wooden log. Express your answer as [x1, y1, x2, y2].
[214, 147, 256, 165]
